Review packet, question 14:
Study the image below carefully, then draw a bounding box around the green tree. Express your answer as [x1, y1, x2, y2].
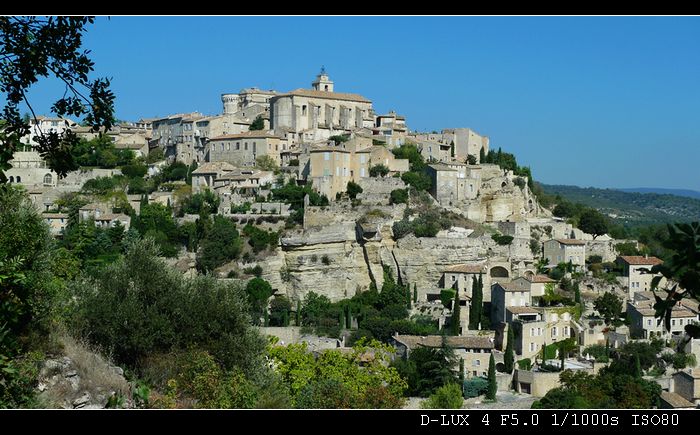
[249, 115, 265, 131]
[451, 290, 461, 336]
[196, 216, 242, 272]
[255, 155, 279, 171]
[469, 275, 483, 330]
[346, 181, 363, 199]
[369, 164, 389, 178]
[504, 327, 514, 374]
[593, 292, 622, 325]
[578, 208, 609, 239]
[269, 295, 292, 327]
[421, 383, 463, 409]
[0, 17, 115, 182]
[486, 353, 497, 400]
[389, 188, 408, 205]
[246, 278, 273, 324]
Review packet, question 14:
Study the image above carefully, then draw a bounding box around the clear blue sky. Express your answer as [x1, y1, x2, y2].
[20, 16, 700, 191]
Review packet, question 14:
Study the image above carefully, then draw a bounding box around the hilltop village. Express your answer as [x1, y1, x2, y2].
[6, 69, 700, 409]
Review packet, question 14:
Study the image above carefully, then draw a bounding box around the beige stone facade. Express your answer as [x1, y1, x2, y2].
[426, 162, 481, 206]
[206, 132, 281, 168]
[617, 255, 664, 298]
[6, 151, 58, 187]
[543, 238, 586, 268]
[43, 212, 69, 237]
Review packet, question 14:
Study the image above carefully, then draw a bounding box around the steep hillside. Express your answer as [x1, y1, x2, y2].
[541, 184, 700, 227]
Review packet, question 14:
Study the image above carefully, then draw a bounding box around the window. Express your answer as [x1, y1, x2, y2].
[530, 328, 534, 337]
[530, 343, 535, 352]
[360, 154, 366, 164]
[244, 142, 248, 150]
[227, 144, 230, 151]
[360, 168, 365, 177]
[672, 319, 676, 327]
[324, 152, 330, 161]
[220, 144, 224, 152]
[552, 327, 557, 337]
[475, 360, 480, 366]
[647, 319, 652, 326]
[452, 276, 456, 282]
[43, 174, 52, 185]
[336, 167, 340, 176]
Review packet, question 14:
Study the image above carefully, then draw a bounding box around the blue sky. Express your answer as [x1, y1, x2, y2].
[19, 16, 700, 191]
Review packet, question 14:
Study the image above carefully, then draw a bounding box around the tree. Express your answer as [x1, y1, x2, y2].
[413, 284, 418, 303]
[196, 216, 242, 273]
[369, 164, 389, 178]
[0, 17, 115, 182]
[466, 154, 477, 165]
[269, 295, 292, 327]
[593, 292, 622, 325]
[246, 278, 273, 324]
[421, 383, 463, 409]
[578, 208, 609, 239]
[504, 327, 514, 373]
[486, 353, 497, 400]
[346, 181, 363, 199]
[255, 155, 279, 171]
[249, 115, 265, 131]
[451, 290, 461, 336]
[649, 222, 700, 336]
[469, 275, 483, 330]
[479, 147, 486, 163]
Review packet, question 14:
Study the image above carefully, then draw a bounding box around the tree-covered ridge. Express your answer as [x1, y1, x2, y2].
[541, 183, 700, 227]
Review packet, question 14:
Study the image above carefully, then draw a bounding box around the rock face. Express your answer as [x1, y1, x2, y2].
[36, 337, 132, 409]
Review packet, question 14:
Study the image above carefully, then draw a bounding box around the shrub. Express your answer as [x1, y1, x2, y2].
[421, 383, 463, 409]
[440, 289, 456, 308]
[491, 233, 514, 245]
[347, 181, 363, 199]
[369, 164, 389, 178]
[321, 255, 331, 265]
[389, 189, 408, 205]
[463, 377, 488, 398]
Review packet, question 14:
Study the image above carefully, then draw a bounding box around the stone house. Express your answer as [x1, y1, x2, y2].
[672, 369, 700, 405]
[390, 334, 495, 379]
[627, 294, 698, 339]
[191, 161, 238, 193]
[20, 115, 78, 146]
[513, 308, 577, 360]
[617, 255, 664, 298]
[368, 145, 410, 174]
[543, 238, 586, 268]
[206, 132, 282, 167]
[94, 213, 131, 231]
[43, 212, 69, 237]
[302, 143, 371, 199]
[114, 133, 149, 158]
[5, 151, 58, 187]
[372, 111, 407, 147]
[426, 162, 480, 206]
[491, 280, 533, 325]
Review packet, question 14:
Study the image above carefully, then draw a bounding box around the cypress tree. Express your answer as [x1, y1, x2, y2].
[459, 358, 465, 383]
[413, 284, 418, 303]
[486, 353, 497, 400]
[346, 306, 352, 329]
[339, 310, 345, 330]
[296, 300, 301, 326]
[406, 285, 412, 310]
[452, 290, 461, 336]
[504, 326, 514, 373]
[469, 274, 483, 330]
[264, 310, 269, 327]
[574, 281, 581, 305]
[634, 354, 642, 378]
[479, 147, 486, 163]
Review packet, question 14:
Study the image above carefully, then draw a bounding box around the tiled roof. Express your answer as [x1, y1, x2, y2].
[444, 264, 485, 274]
[393, 334, 494, 350]
[210, 132, 280, 140]
[552, 239, 586, 245]
[192, 161, 237, 174]
[660, 391, 695, 408]
[619, 255, 663, 266]
[279, 88, 371, 103]
[527, 275, 557, 283]
[507, 306, 541, 315]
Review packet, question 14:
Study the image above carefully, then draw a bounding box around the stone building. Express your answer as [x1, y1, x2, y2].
[299, 140, 372, 199]
[150, 112, 204, 162]
[627, 292, 698, 339]
[191, 161, 237, 193]
[43, 212, 69, 237]
[491, 280, 533, 325]
[206, 132, 282, 168]
[221, 87, 279, 114]
[372, 111, 408, 146]
[410, 128, 489, 163]
[20, 116, 78, 146]
[270, 70, 374, 144]
[426, 162, 480, 206]
[616, 255, 664, 298]
[368, 145, 410, 174]
[5, 151, 58, 187]
[390, 334, 495, 379]
[543, 238, 586, 268]
[672, 369, 700, 406]
[513, 309, 577, 360]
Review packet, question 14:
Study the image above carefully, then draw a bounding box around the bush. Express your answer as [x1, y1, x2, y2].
[243, 265, 263, 277]
[389, 189, 408, 205]
[440, 289, 456, 308]
[347, 181, 363, 199]
[491, 233, 514, 245]
[321, 255, 330, 265]
[121, 163, 148, 179]
[421, 383, 464, 409]
[369, 164, 389, 178]
[463, 377, 488, 398]
[69, 239, 267, 373]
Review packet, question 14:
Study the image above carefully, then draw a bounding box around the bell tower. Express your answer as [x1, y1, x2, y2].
[311, 66, 334, 92]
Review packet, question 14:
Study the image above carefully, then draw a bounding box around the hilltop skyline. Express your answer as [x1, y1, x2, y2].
[14, 16, 700, 191]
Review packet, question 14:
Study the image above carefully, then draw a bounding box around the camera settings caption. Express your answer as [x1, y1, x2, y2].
[420, 413, 680, 428]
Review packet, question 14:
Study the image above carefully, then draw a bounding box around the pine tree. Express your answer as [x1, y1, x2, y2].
[486, 353, 497, 400]
[504, 326, 514, 373]
[452, 290, 461, 336]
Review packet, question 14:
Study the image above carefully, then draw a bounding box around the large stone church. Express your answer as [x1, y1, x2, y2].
[270, 69, 375, 144]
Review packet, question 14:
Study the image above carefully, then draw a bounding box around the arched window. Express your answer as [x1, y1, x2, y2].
[8, 176, 14, 183]
[490, 266, 509, 278]
[16, 176, 21, 183]
[43, 173, 52, 185]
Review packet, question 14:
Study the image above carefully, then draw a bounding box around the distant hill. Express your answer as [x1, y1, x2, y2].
[540, 184, 700, 227]
[617, 187, 700, 200]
